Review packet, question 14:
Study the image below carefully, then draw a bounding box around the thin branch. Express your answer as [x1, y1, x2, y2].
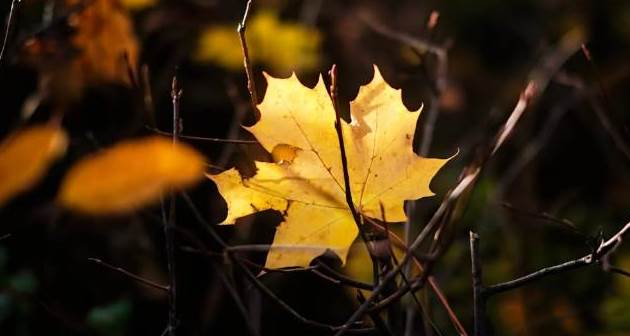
[238, 0, 259, 113]
[358, 12, 448, 157]
[428, 276, 468, 336]
[236, 255, 319, 273]
[87, 258, 169, 292]
[356, 290, 395, 336]
[180, 192, 228, 250]
[140, 65, 156, 127]
[0, 0, 20, 65]
[359, 13, 445, 57]
[484, 256, 592, 296]
[499, 202, 587, 240]
[334, 79, 537, 336]
[484, 221, 630, 296]
[329, 64, 381, 286]
[469, 232, 486, 336]
[163, 75, 183, 336]
[219, 80, 253, 166]
[365, 213, 468, 335]
[580, 44, 630, 162]
[232, 256, 374, 334]
[181, 193, 375, 334]
[315, 261, 374, 291]
[609, 266, 630, 278]
[468, 222, 629, 335]
[329, 64, 365, 231]
[0, 233, 10, 241]
[148, 127, 258, 144]
[227, 243, 338, 253]
[214, 261, 260, 336]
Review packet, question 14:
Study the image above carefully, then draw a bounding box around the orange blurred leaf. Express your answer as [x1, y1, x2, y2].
[0, 125, 68, 206]
[58, 136, 205, 215]
[21, 0, 139, 109]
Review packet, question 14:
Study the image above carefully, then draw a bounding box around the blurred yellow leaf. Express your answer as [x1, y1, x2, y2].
[195, 10, 321, 72]
[59, 136, 205, 215]
[208, 66, 450, 268]
[0, 125, 68, 206]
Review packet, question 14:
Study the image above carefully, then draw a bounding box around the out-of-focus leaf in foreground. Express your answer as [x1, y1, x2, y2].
[195, 10, 321, 72]
[58, 136, 205, 215]
[209, 66, 450, 269]
[0, 125, 68, 206]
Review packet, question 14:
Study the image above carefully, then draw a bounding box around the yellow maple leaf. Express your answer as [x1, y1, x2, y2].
[0, 125, 68, 206]
[195, 10, 321, 72]
[208, 66, 450, 268]
[58, 136, 205, 215]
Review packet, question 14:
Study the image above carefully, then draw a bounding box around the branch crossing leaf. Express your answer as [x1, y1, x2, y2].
[209, 66, 451, 268]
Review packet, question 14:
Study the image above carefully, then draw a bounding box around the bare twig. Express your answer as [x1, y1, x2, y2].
[484, 256, 591, 296]
[315, 261, 374, 290]
[148, 127, 257, 144]
[179, 192, 226, 250]
[180, 191, 379, 333]
[215, 263, 260, 336]
[0, 0, 20, 65]
[238, 0, 259, 113]
[87, 258, 169, 292]
[429, 276, 468, 336]
[495, 92, 577, 197]
[140, 65, 156, 127]
[0, 233, 10, 241]
[185, 245, 374, 290]
[359, 14, 446, 58]
[180, 194, 377, 333]
[469, 232, 486, 336]
[334, 79, 537, 336]
[484, 221, 630, 296]
[227, 243, 344, 253]
[233, 255, 374, 334]
[609, 266, 630, 278]
[467, 221, 629, 335]
[356, 290, 394, 336]
[499, 202, 586, 240]
[329, 64, 381, 286]
[163, 75, 183, 336]
[358, 14, 448, 157]
[219, 80, 253, 166]
[329, 64, 364, 233]
[580, 44, 630, 162]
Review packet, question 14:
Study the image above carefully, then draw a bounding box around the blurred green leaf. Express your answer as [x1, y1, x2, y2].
[87, 299, 132, 336]
[9, 271, 37, 294]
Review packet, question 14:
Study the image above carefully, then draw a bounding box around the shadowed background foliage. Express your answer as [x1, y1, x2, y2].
[1, 0, 630, 335]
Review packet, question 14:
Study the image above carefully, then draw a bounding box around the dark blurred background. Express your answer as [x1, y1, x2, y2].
[1, 0, 630, 335]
